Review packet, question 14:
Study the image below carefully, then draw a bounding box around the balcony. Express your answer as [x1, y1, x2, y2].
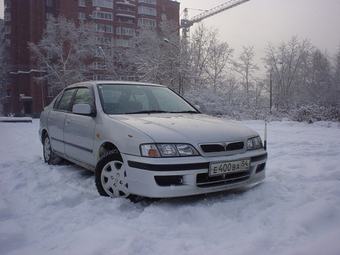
[116, 1, 136, 8]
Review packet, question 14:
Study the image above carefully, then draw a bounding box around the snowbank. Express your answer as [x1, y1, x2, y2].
[1, 119, 340, 255]
[0, 117, 33, 123]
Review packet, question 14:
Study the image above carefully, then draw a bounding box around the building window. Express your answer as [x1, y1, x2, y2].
[138, 6, 156, 16]
[78, 0, 86, 7]
[5, 39, 11, 47]
[46, 12, 53, 20]
[116, 39, 134, 48]
[92, 11, 113, 20]
[95, 48, 103, 58]
[93, 75, 114, 81]
[119, 75, 135, 81]
[117, 17, 135, 24]
[139, 0, 156, 4]
[138, 18, 156, 27]
[5, 0, 11, 8]
[4, 13, 11, 21]
[95, 24, 105, 32]
[116, 27, 135, 36]
[46, 0, 53, 7]
[95, 49, 113, 58]
[78, 12, 86, 20]
[96, 24, 113, 34]
[5, 26, 11, 34]
[97, 37, 113, 44]
[93, 0, 113, 9]
[106, 25, 113, 33]
[119, 76, 136, 81]
[93, 62, 106, 70]
[161, 13, 167, 21]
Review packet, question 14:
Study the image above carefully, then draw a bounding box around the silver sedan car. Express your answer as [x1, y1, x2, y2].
[39, 81, 267, 200]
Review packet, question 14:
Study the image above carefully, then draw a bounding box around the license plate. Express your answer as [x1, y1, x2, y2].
[209, 159, 250, 176]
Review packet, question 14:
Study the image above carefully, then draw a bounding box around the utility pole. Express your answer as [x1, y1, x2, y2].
[269, 70, 273, 113]
[265, 66, 273, 113]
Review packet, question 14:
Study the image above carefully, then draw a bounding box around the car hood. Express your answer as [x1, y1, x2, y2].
[110, 113, 258, 143]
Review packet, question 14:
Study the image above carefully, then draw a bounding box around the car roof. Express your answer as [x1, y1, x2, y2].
[66, 81, 166, 89]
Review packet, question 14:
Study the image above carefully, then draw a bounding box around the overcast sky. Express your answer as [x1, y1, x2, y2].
[179, 0, 340, 69]
[1, 0, 340, 70]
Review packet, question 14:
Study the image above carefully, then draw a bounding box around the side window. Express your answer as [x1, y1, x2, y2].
[73, 88, 94, 112]
[53, 92, 63, 110]
[55, 89, 75, 111]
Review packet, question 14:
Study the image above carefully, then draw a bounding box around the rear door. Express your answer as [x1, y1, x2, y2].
[48, 89, 76, 156]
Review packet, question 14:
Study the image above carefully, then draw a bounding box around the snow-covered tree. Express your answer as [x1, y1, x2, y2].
[300, 49, 333, 105]
[233, 46, 259, 106]
[204, 41, 233, 93]
[263, 36, 313, 110]
[29, 17, 101, 90]
[120, 20, 195, 95]
[332, 46, 340, 105]
[189, 24, 222, 88]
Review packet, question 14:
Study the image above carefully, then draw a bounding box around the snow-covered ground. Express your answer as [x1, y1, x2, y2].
[1, 119, 340, 255]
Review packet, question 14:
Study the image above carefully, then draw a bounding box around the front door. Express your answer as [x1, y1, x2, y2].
[63, 87, 96, 167]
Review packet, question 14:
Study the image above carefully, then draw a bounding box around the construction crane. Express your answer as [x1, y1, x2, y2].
[180, 0, 251, 39]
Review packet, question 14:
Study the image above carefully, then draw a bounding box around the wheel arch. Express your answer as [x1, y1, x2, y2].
[41, 129, 49, 143]
[97, 141, 119, 161]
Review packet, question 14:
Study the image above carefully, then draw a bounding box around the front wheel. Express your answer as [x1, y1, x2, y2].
[95, 150, 131, 198]
[43, 134, 62, 165]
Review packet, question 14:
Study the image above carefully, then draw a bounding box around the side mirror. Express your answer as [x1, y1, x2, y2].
[72, 104, 92, 115]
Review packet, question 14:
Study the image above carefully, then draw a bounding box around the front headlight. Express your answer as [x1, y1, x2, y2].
[247, 136, 263, 150]
[140, 144, 199, 157]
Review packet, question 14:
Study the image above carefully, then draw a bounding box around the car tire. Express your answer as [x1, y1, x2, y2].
[95, 150, 133, 199]
[43, 134, 62, 165]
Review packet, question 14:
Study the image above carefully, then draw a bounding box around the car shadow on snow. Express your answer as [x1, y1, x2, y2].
[141, 183, 263, 207]
[45, 160, 264, 207]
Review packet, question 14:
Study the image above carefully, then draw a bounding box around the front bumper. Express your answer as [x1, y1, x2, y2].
[122, 149, 267, 198]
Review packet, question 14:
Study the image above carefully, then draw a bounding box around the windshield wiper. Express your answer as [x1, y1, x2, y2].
[126, 110, 170, 114]
[170, 110, 199, 114]
[126, 110, 200, 114]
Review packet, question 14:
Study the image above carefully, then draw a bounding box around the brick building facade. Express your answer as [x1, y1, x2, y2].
[0, 0, 179, 117]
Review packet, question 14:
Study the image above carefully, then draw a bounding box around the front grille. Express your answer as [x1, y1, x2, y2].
[196, 171, 251, 188]
[200, 144, 225, 152]
[226, 142, 244, 150]
[200, 141, 244, 153]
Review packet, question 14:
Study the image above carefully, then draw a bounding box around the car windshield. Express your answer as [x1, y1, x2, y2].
[98, 84, 199, 115]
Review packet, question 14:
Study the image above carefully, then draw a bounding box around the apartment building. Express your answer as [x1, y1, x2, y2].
[0, 0, 180, 117]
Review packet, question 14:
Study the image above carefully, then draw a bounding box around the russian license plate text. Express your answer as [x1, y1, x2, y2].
[210, 159, 250, 176]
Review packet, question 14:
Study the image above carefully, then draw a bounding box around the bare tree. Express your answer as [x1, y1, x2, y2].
[204, 41, 234, 93]
[189, 24, 220, 88]
[263, 36, 313, 110]
[124, 21, 192, 94]
[233, 46, 258, 94]
[127, 27, 167, 84]
[299, 49, 333, 105]
[331, 46, 340, 105]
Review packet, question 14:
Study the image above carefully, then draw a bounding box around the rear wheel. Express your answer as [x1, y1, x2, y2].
[95, 150, 131, 198]
[43, 134, 62, 165]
